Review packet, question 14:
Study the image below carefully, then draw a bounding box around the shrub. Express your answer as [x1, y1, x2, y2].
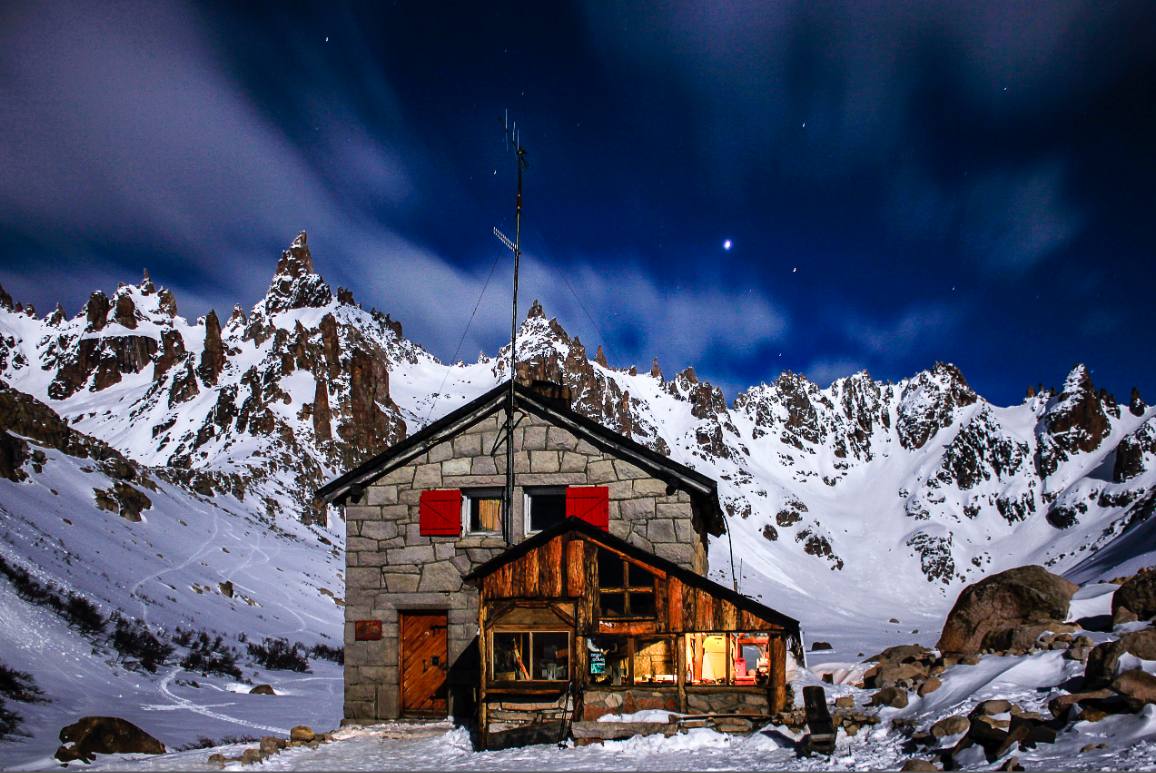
[63, 594, 105, 634]
[0, 698, 22, 740]
[309, 642, 344, 665]
[247, 638, 309, 672]
[173, 627, 195, 647]
[0, 663, 44, 703]
[180, 632, 242, 679]
[110, 615, 173, 673]
[0, 555, 105, 635]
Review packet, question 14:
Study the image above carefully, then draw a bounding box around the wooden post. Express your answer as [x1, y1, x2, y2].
[769, 635, 787, 713]
[676, 634, 687, 713]
[478, 600, 489, 748]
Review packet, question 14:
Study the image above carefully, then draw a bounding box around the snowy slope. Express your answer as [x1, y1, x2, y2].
[3, 231, 1156, 768]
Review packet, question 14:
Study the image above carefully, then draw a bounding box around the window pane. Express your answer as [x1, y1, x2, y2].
[626, 563, 655, 588]
[629, 591, 655, 618]
[529, 491, 566, 531]
[735, 633, 770, 686]
[597, 551, 624, 588]
[471, 497, 502, 532]
[633, 638, 676, 685]
[589, 636, 629, 687]
[492, 632, 532, 681]
[685, 633, 729, 685]
[600, 591, 625, 616]
[532, 632, 570, 681]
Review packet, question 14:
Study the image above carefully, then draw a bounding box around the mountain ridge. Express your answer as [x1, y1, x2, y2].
[2, 232, 1155, 612]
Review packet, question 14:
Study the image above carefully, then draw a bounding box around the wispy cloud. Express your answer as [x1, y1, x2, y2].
[0, 1, 414, 316]
[803, 357, 867, 387]
[843, 304, 961, 357]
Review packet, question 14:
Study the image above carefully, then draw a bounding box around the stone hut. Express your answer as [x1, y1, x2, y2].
[317, 380, 739, 724]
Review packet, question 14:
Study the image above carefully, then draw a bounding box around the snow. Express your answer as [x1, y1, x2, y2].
[5, 262, 1156, 770]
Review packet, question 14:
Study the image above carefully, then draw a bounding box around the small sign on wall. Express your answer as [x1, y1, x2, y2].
[354, 620, 382, 641]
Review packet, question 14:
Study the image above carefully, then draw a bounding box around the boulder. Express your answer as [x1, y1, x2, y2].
[918, 677, 942, 697]
[975, 699, 1012, 716]
[863, 644, 935, 688]
[1121, 628, 1156, 659]
[834, 695, 854, 709]
[1112, 569, 1156, 623]
[937, 566, 1077, 655]
[930, 715, 970, 738]
[811, 641, 833, 651]
[249, 684, 276, 695]
[1112, 669, 1156, 709]
[290, 725, 315, 743]
[55, 716, 165, 763]
[1048, 689, 1114, 718]
[870, 686, 909, 708]
[900, 760, 938, 772]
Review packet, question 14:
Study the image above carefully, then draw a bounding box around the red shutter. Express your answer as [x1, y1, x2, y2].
[566, 486, 609, 530]
[419, 489, 462, 536]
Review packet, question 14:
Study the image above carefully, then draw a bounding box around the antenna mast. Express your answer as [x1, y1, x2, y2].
[493, 111, 528, 545]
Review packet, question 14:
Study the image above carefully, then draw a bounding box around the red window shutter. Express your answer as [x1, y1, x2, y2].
[566, 486, 609, 530]
[419, 489, 462, 536]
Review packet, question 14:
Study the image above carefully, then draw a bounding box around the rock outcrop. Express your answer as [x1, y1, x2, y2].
[55, 716, 165, 763]
[1112, 569, 1156, 622]
[937, 566, 1077, 655]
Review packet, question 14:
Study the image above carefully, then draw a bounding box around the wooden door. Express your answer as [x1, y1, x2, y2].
[400, 610, 448, 716]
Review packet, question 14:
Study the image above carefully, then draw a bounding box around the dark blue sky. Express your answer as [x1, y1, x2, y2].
[1, 1, 1153, 405]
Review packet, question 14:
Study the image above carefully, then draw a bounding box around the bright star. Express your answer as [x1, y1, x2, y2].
[723, 239, 732, 251]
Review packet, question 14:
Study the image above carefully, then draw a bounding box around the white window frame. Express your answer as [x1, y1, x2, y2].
[461, 488, 504, 535]
[523, 486, 567, 535]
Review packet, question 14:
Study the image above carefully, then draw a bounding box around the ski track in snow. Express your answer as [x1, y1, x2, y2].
[149, 668, 290, 736]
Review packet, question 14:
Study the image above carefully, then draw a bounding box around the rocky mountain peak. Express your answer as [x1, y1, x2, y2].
[84, 291, 112, 332]
[1035, 363, 1114, 477]
[139, 269, 155, 295]
[0, 283, 13, 311]
[1131, 387, 1147, 417]
[527, 299, 545, 318]
[896, 362, 978, 450]
[261, 231, 333, 315]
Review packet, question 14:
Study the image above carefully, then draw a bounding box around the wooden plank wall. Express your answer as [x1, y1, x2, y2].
[482, 533, 789, 637]
[479, 531, 794, 714]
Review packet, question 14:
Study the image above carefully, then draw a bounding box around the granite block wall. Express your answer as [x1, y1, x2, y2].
[342, 408, 709, 722]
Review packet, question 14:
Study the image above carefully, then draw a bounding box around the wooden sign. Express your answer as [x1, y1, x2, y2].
[354, 620, 382, 641]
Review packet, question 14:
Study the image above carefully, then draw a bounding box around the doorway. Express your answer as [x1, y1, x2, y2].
[399, 610, 448, 716]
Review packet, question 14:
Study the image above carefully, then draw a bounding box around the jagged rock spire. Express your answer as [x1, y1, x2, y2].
[527, 299, 545, 319]
[262, 231, 333, 314]
[650, 357, 663, 381]
[595, 345, 608, 367]
[0, 283, 12, 311]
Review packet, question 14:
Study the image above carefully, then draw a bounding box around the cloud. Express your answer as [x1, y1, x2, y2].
[841, 304, 961, 358]
[960, 163, 1083, 274]
[803, 357, 867, 388]
[0, 1, 414, 316]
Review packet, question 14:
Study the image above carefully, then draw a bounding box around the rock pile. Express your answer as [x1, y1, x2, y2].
[905, 699, 1063, 768]
[206, 725, 331, 768]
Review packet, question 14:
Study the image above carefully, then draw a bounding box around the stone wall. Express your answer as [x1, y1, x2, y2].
[343, 407, 711, 722]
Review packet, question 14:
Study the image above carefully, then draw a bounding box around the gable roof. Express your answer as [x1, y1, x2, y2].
[316, 380, 724, 533]
[464, 516, 802, 653]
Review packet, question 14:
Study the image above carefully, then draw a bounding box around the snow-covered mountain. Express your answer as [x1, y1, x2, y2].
[2, 231, 1155, 762]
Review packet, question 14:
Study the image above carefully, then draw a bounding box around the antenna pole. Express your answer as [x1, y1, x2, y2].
[495, 115, 528, 546]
